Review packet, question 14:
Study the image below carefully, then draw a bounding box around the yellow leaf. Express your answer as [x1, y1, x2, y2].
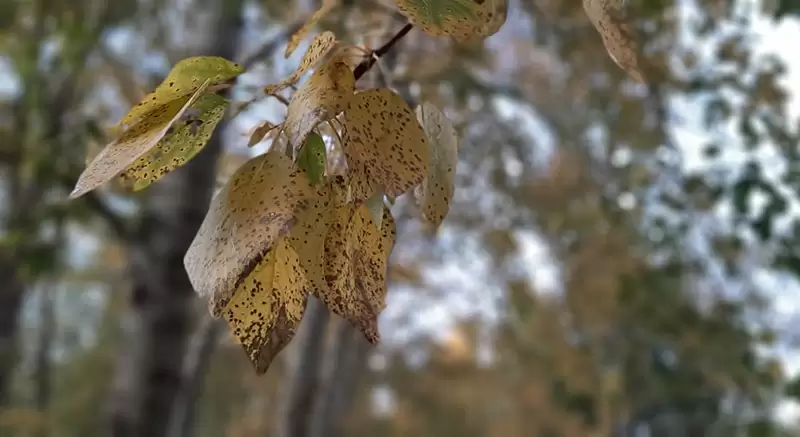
[322, 198, 396, 343]
[119, 93, 229, 191]
[394, 0, 507, 42]
[69, 79, 211, 199]
[284, 56, 354, 154]
[263, 31, 338, 95]
[120, 56, 244, 128]
[284, 0, 338, 58]
[288, 182, 334, 300]
[342, 88, 429, 202]
[222, 237, 308, 374]
[583, 0, 646, 82]
[184, 150, 315, 315]
[413, 102, 459, 228]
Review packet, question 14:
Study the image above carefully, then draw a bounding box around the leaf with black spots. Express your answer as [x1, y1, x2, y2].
[119, 93, 229, 191]
[322, 197, 396, 343]
[222, 237, 308, 374]
[394, 0, 507, 41]
[264, 31, 338, 95]
[342, 88, 429, 203]
[583, 0, 646, 82]
[120, 56, 243, 129]
[284, 55, 354, 154]
[413, 102, 459, 228]
[184, 150, 315, 315]
[69, 79, 212, 199]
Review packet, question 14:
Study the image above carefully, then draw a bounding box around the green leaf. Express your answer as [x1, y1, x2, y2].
[297, 132, 327, 186]
[119, 93, 229, 191]
[120, 56, 244, 128]
[69, 79, 212, 199]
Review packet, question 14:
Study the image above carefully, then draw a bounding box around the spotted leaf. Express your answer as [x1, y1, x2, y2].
[288, 181, 335, 301]
[413, 102, 459, 228]
[120, 56, 243, 128]
[284, 56, 354, 154]
[69, 79, 211, 199]
[584, 0, 646, 82]
[184, 150, 315, 315]
[264, 31, 337, 95]
[322, 200, 396, 343]
[222, 236, 308, 374]
[394, 0, 507, 41]
[119, 93, 229, 191]
[342, 88, 429, 202]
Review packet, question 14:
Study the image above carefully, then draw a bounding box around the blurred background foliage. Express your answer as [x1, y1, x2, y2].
[3, 0, 800, 437]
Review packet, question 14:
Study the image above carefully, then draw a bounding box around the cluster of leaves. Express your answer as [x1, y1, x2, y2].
[68, 0, 632, 373]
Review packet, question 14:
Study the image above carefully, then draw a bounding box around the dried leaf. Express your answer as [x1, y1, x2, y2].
[297, 132, 327, 186]
[264, 31, 338, 95]
[119, 93, 229, 191]
[394, 0, 507, 41]
[583, 0, 646, 82]
[284, 57, 354, 153]
[248, 121, 280, 148]
[323, 198, 396, 343]
[342, 88, 429, 202]
[120, 56, 243, 128]
[414, 102, 459, 228]
[69, 79, 211, 199]
[285, 0, 338, 58]
[184, 150, 315, 315]
[222, 237, 308, 374]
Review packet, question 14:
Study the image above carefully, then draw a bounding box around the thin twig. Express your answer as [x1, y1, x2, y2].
[352, 22, 413, 81]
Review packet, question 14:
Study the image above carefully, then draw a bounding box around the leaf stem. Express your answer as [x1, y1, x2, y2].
[353, 22, 413, 81]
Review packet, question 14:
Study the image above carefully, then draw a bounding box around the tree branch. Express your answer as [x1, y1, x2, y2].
[353, 22, 413, 81]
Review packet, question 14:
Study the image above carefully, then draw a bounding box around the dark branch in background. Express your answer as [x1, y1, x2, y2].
[353, 22, 413, 81]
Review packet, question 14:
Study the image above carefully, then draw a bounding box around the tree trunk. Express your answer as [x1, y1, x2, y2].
[0, 261, 24, 408]
[274, 298, 331, 437]
[107, 2, 243, 436]
[308, 320, 371, 437]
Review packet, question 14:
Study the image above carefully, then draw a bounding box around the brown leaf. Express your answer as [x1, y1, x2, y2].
[583, 0, 646, 82]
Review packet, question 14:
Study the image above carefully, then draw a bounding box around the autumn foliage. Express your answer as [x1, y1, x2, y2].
[67, 0, 640, 373]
